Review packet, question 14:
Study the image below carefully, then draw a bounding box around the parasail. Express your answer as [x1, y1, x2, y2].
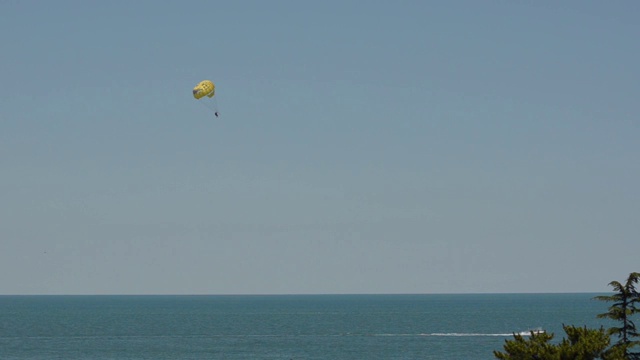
[193, 80, 219, 117]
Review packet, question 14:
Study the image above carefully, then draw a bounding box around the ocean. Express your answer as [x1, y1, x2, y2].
[0, 293, 611, 359]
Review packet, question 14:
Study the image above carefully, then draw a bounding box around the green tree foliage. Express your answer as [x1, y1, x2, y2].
[558, 326, 623, 360]
[494, 325, 617, 360]
[594, 272, 640, 360]
[494, 273, 640, 359]
[494, 331, 558, 359]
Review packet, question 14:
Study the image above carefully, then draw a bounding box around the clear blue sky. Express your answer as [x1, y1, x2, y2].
[1, 1, 639, 295]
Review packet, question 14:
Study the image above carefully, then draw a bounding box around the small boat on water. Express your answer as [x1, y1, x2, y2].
[518, 329, 545, 336]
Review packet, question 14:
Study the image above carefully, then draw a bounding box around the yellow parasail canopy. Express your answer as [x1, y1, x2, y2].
[192, 80, 215, 99]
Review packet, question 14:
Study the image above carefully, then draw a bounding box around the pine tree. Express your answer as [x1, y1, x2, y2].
[594, 272, 640, 360]
[493, 325, 616, 360]
[493, 330, 558, 360]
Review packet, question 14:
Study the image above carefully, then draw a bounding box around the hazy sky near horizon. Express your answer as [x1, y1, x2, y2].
[1, 1, 639, 295]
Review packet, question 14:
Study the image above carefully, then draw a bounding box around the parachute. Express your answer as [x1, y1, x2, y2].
[193, 80, 219, 117]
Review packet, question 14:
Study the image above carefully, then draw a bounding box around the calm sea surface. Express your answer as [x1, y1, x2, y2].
[0, 294, 610, 359]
